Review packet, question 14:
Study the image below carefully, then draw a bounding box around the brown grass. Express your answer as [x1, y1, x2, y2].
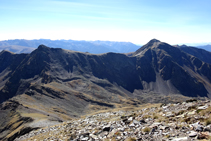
[82, 103, 161, 118]
[142, 127, 150, 133]
[125, 137, 137, 141]
[142, 115, 151, 119]
[176, 110, 185, 116]
[21, 113, 47, 119]
[205, 119, 211, 126]
[199, 107, 211, 116]
[5, 125, 25, 139]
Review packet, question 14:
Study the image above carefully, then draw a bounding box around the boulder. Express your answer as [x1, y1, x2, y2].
[198, 105, 208, 110]
[189, 131, 197, 137]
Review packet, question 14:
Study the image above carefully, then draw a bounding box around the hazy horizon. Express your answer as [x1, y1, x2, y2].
[1, 38, 211, 48]
[1, 0, 211, 45]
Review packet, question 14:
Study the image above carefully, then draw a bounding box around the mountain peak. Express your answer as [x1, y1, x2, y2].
[174, 44, 188, 48]
[146, 39, 161, 48]
[0, 50, 15, 55]
[180, 44, 188, 48]
[133, 39, 161, 56]
[148, 38, 161, 43]
[38, 44, 48, 49]
[36, 44, 51, 53]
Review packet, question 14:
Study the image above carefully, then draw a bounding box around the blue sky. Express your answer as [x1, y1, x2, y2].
[0, 0, 211, 45]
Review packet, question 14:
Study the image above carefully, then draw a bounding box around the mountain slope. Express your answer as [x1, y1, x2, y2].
[1, 39, 211, 140]
[175, 45, 211, 64]
[0, 51, 27, 90]
[133, 39, 211, 97]
[1, 39, 211, 107]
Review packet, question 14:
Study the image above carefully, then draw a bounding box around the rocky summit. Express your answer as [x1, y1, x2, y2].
[1, 39, 211, 140]
[15, 99, 211, 141]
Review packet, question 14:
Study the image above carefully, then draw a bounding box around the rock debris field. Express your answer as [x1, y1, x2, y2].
[15, 99, 211, 141]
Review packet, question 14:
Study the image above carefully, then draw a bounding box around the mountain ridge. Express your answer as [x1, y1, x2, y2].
[1, 39, 211, 103]
[175, 44, 211, 64]
[1, 39, 211, 140]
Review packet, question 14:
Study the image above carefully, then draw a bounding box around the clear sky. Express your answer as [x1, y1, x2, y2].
[0, 0, 211, 45]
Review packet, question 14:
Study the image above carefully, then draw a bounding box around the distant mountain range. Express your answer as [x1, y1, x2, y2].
[174, 44, 211, 52]
[0, 39, 210, 54]
[1, 39, 211, 140]
[0, 39, 140, 54]
[197, 45, 211, 52]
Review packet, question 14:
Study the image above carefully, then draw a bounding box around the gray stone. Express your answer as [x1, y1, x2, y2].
[198, 105, 208, 110]
[204, 126, 211, 132]
[191, 121, 200, 129]
[140, 119, 146, 124]
[172, 137, 188, 141]
[107, 129, 118, 138]
[189, 131, 197, 137]
[89, 134, 98, 140]
[81, 137, 89, 141]
[128, 117, 133, 122]
[133, 120, 139, 124]
[152, 122, 162, 126]
[118, 127, 125, 132]
[129, 123, 135, 127]
[98, 131, 108, 138]
[116, 136, 122, 140]
[162, 132, 170, 136]
[102, 126, 110, 132]
[162, 106, 169, 109]
[196, 125, 203, 132]
[160, 126, 168, 130]
[166, 112, 174, 117]
[176, 113, 186, 118]
[187, 110, 196, 115]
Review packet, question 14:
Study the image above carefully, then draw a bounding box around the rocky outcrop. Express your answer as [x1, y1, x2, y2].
[15, 99, 211, 141]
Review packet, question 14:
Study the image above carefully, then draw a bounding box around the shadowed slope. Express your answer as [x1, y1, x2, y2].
[133, 39, 210, 97]
[176, 45, 211, 64]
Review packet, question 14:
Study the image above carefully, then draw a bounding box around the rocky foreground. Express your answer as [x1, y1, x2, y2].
[15, 99, 211, 141]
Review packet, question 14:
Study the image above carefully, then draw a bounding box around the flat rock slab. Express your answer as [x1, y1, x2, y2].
[189, 131, 197, 137]
[172, 137, 188, 141]
[198, 105, 208, 110]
